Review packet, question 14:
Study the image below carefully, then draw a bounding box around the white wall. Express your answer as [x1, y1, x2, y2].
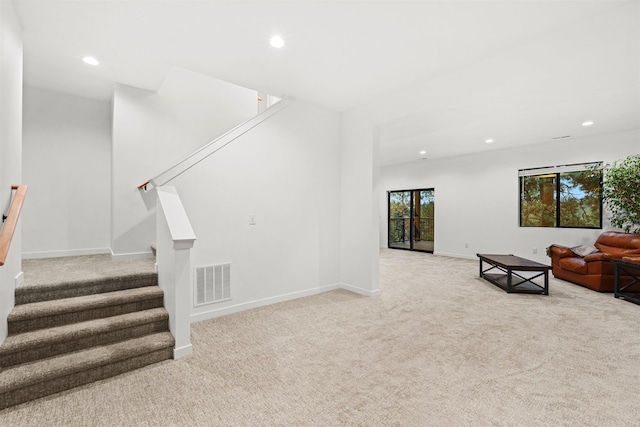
[167, 99, 342, 321]
[0, 0, 23, 342]
[22, 87, 111, 258]
[111, 67, 258, 258]
[379, 129, 639, 264]
[340, 110, 380, 296]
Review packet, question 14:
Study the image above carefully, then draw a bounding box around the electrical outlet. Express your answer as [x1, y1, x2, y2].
[532, 247, 538, 254]
[465, 243, 469, 248]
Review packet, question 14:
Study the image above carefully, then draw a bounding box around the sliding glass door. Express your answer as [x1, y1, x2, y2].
[388, 188, 434, 253]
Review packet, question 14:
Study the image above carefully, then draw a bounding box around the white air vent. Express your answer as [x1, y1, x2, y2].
[194, 263, 231, 306]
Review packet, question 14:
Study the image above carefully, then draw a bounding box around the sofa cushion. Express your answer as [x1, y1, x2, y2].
[583, 252, 611, 262]
[595, 231, 640, 256]
[587, 260, 616, 275]
[559, 257, 588, 274]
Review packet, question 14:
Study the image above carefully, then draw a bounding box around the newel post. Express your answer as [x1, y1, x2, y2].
[156, 186, 196, 359]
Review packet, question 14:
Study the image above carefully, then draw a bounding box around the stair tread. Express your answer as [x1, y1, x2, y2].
[0, 308, 169, 355]
[8, 286, 164, 321]
[0, 332, 174, 393]
[18, 271, 158, 293]
[15, 272, 158, 304]
[21, 255, 156, 288]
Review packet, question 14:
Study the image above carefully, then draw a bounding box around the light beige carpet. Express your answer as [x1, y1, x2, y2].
[1, 249, 638, 426]
[21, 254, 156, 287]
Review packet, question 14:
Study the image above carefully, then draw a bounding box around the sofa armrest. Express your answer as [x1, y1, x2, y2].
[547, 245, 575, 259]
[583, 252, 612, 262]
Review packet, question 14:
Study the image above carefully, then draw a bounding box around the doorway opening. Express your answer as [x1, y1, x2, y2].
[388, 188, 434, 253]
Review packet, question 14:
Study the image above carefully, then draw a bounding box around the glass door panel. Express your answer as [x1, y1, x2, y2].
[412, 190, 434, 252]
[388, 191, 411, 249]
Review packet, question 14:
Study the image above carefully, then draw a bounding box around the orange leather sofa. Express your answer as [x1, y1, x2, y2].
[548, 231, 640, 292]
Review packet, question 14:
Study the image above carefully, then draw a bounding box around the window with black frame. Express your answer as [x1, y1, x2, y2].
[519, 162, 602, 228]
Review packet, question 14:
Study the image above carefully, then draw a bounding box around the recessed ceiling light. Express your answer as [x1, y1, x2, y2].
[270, 36, 285, 48]
[419, 150, 427, 155]
[582, 120, 595, 127]
[82, 56, 99, 66]
[485, 139, 494, 144]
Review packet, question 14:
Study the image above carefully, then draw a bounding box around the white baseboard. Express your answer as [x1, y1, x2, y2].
[110, 250, 155, 261]
[174, 344, 193, 359]
[191, 283, 341, 323]
[22, 247, 111, 259]
[189, 282, 386, 324]
[339, 282, 381, 297]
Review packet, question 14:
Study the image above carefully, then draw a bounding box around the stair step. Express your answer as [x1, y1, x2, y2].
[0, 332, 174, 410]
[16, 271, 158, 305]
[0, 308, 169, 367]
[8, 286, 165, 334]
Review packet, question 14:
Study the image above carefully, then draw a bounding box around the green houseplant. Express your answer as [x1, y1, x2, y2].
[594, 154, 640, 233]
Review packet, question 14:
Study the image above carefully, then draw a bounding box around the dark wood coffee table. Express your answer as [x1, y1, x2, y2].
[477, 254, 551, 295]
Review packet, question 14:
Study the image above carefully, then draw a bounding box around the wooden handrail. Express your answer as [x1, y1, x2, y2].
[0, 184, 28, 266]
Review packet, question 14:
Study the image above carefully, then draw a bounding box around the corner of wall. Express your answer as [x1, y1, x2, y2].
[339, 109, 380, 295]
[0, 0, 23, 344]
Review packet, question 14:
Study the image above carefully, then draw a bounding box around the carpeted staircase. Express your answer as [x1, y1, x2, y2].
[0, 269, 174, 410]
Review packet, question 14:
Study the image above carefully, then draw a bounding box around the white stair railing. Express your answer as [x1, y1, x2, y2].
[139, 97, 292, 191]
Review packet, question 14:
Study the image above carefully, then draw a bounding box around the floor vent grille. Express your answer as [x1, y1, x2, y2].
[194, 263, 231, 306]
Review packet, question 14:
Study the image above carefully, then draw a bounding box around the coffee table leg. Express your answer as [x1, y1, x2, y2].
[544, 270, 549, 295]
